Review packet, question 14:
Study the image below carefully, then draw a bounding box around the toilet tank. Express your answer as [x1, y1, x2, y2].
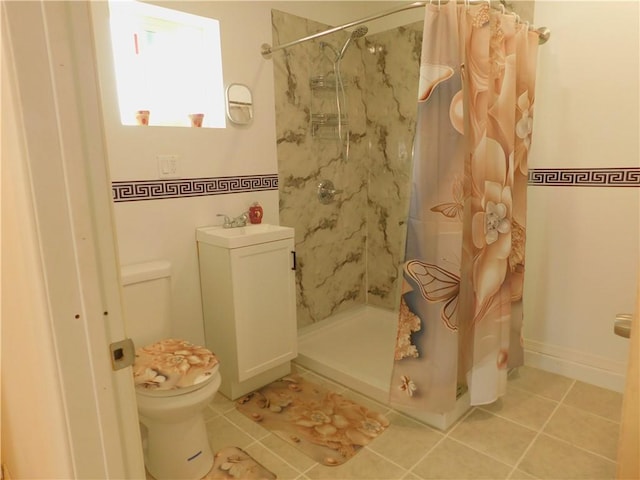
[121, 260, 172, 350]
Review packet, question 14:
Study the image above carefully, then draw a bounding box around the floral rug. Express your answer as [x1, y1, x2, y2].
[236, 375, 390, 466]
[203, 447, 275, 479]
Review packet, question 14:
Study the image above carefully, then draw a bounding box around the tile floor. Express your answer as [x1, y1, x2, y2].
[203, 365, 623, 479]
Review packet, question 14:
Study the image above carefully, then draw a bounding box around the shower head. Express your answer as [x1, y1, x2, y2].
[336, 25, 368, 61]
[350, 26, 369, 39]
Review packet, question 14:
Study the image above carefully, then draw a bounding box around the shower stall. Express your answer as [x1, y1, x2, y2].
[270, 9, 471, 428]
[269, 1, 550, 428]
[272, 7, 420, 320]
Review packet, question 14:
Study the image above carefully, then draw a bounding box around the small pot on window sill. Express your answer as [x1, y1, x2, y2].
[135, 110, 150, 126]
[189, 113, 205, 128]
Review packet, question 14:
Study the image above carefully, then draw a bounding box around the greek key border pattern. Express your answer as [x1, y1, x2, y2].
[111, 169, 638, 201]
[112, 174, 279, 202]
[528, 168, 640, 187]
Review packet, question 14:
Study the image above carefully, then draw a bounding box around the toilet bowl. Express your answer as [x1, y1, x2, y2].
[136, 376, 220, 479]
[122, 261, 221, 480]
[133, 339, 221, 480]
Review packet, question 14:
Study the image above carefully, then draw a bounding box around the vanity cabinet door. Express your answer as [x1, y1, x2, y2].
[229, 238, 297, 381]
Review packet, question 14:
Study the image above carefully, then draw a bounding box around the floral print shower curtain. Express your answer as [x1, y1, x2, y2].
[391, 2, 538, 412]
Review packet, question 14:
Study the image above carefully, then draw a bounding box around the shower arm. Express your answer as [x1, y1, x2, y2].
[260, 0, 551, 59]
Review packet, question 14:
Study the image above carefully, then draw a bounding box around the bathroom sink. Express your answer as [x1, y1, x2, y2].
[196, 224, 294, 249]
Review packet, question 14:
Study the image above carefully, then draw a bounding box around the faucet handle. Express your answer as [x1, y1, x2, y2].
[230, 212, 249, 227]
[217, 214, 232, 228]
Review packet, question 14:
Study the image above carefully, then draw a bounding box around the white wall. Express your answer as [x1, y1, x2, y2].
[524, 1, 640, 391]
[91, 2, 279, 344]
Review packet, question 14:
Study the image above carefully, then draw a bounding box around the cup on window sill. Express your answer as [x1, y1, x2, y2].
[135, 110, 150, 126]
[189, 113, 205, 128]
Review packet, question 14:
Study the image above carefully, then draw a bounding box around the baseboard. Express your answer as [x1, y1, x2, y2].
[524, 339, 626, 392]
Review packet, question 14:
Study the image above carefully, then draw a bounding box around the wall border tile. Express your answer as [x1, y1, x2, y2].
[528, 168, 640, 187]
[111, 168, 639, 202]
[112, 174, 278, 202]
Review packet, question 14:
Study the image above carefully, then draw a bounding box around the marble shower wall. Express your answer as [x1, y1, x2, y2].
[272, 10, 423, 327]
[362, 23, 423, 309]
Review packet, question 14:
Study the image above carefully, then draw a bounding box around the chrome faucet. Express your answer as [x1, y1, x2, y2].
[217, 214, 232, 228]
[217, 212, 249, 228]
[232, 212, 249, 227]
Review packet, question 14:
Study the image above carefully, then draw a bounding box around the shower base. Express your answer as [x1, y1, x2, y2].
[296, 305, 470, 430]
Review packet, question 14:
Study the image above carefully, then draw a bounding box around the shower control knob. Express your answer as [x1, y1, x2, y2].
[317, 179, 343, 204]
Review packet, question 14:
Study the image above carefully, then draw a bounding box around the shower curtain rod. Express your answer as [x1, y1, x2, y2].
[261, 1, 551, 58]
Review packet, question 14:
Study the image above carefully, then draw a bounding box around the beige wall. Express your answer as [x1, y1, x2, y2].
[523, 1, 639, 391]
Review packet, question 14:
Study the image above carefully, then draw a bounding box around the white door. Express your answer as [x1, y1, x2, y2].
[2, 2, 144, 478]
[616, 268, 639, 478]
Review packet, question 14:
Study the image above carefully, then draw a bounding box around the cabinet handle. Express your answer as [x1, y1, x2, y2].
[291, 251, 297, 270]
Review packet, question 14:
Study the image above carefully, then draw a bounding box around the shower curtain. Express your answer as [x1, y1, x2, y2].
[390, 1, 538, 412]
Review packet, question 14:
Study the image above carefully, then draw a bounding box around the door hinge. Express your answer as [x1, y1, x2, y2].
[110, 338, 136, 371]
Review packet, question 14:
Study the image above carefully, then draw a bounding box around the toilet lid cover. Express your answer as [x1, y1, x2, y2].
[133, 339, 219, 391]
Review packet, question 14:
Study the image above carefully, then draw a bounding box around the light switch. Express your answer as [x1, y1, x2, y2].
[157, 154, 180, 179]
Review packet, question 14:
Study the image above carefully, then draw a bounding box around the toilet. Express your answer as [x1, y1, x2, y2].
[121, 260, 221, 480]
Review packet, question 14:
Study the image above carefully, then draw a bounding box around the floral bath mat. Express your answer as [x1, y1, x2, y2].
[203, 446, 276, 479]
[236, 375, 390, 466]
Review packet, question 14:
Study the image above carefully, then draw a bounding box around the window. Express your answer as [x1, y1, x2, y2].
[108, 1, 225, 128]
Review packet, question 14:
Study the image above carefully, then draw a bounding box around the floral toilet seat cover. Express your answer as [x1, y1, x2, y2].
[133, 338, 219, 391]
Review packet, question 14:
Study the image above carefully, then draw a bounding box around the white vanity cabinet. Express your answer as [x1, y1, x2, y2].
[196, 225, 297, 399]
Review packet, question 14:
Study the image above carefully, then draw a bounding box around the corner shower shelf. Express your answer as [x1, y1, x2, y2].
[310, 75, 352, 89]
[311, 113, 349, 139]
[310, 75, 335, 90]
[311, 75, 353, 90]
